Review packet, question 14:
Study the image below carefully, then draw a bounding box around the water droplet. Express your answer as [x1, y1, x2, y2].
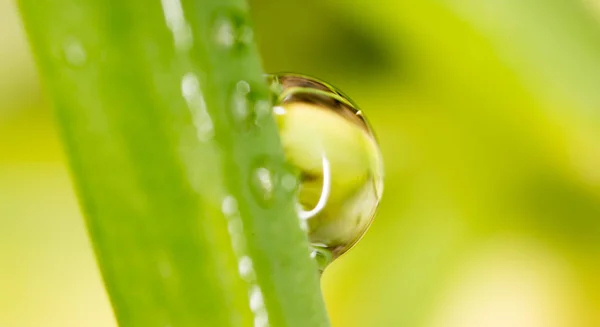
[229, 81, 271, 130]
[181, 73, 214, 141]
[238, 255, 255, 281]
[213, 11, 253, 51]
[161, 0, 193, 51]
[280, 173, 298, 192]
[63, 39, 87, 67]
[221, 195, 239, 216]
[249, 285, 264, 312]
[254, 100, 272, 122]
[269, 73, 384, 270]
[254, 313, 269, 327]
[232, 80, 251, 120]
[250, 167, 275, 205]
[226, 215, 246, 256]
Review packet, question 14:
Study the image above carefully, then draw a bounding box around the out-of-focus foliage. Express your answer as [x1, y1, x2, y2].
[2, 0, 600, 326]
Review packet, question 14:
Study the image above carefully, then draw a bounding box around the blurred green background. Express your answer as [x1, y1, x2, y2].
[3, 0, 600, 326]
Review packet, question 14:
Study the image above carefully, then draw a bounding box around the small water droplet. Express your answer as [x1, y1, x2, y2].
[181, 73, 214, 141]
[63, 39, 87, 67]
[161, 0, 193, 50]
[249, 285, 264, 312]
[221, 195, 239, 216]
[269, 73, 384, 271]
[238, 255, 255, 281]
[280, 173, 298, 192]
[213, 11, 253, 51]
[250, 167, 275, 205]
[229, 81, 271, 130]
[232, 80, 251, 119]
[227, 216, 246, 255]
[254, 313, 269, 327]
[254, 100, 271, 122]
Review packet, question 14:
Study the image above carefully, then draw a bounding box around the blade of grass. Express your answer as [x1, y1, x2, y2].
[17, 0, 330, 326]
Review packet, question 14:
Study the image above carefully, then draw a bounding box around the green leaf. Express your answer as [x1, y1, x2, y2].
[17, 0, 330, 326]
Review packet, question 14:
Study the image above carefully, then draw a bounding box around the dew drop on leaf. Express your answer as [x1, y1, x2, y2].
[230, 80, 270, 130]
[62, 38, 87, 67]
[181, 73, 214, 142]
[268, 73, 384, 270]
[237, 255, 255, 282]
[212, 10, 253, 51]
[250, 166, 275, 205]
[160, 0, 193, 51]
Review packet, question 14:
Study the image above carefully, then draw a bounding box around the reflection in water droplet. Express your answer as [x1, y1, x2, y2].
[213, 12, 253, 50]
[160, 0, 193, 51]
[181, 73, 214, 141]
[63, 39, 87, 67]
[269, 73, 384, 271]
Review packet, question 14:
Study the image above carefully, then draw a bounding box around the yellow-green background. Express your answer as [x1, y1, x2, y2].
[3, 0, 600, 326]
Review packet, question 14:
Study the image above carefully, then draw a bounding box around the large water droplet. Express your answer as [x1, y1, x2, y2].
[63, 39, 87, 67]
[213, 11, 253, 51]
[269, 73, 384, 269]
